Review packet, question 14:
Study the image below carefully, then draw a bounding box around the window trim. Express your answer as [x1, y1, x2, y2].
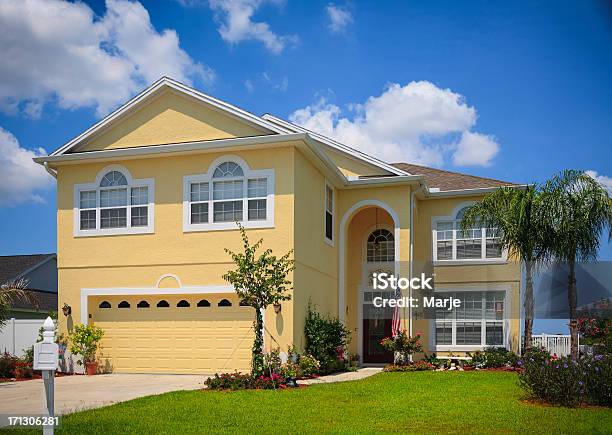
[431, 202, 507, 265]
[73, 165, 154, 237]
[324, 180, 335, 246]
[183, 155, 275, 232]
[431, 285, 511, 352]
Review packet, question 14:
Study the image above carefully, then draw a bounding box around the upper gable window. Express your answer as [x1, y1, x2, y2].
[433, 205, 504, 262]
[74, 166, 154, 237]
[183, 156, 274, 232]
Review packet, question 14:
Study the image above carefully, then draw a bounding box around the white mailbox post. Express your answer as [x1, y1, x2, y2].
[33, 316, 58, 435]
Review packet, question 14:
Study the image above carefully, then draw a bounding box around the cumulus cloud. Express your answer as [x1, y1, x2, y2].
[208, 0, 297, 54]
[0, 127, 52, 206]
[586, 170, 612, 195]
[0, 0, 213, 117]
[289, 81, 500, 167]
[326, 3, 353, 33]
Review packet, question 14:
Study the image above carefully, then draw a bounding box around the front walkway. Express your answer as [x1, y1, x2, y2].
[298, 367, 382, 385]
[0, 373, 206, 420]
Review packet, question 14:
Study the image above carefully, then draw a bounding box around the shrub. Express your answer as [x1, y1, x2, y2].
[298, 354, 320, 378]
[468, 347, 519, 369]
[14, 361, 33, 379]
[204, 372, 288, 390]
[383, 361, 434, 372]
[423, 353, 442, 368]
[380, 331, 423, 365]
[304, 304, 351, 374]
[0, 352, 17, 378]
[518, 351, 612, 407]
[69, 324, 104, 365]
[262, 348, 282, 377]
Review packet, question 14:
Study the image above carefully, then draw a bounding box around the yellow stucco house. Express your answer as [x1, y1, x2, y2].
[35, 77, 522, 373]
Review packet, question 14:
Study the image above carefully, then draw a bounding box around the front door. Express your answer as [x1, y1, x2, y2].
[362, 317, 393, 363]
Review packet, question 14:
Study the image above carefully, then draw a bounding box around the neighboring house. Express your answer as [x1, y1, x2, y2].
[34, 77, 521, 374]
[0, 254, 58, 319]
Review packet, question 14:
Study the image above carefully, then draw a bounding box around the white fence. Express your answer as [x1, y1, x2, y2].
[531, 334, 578, 357]
[0, 318, 45, 357]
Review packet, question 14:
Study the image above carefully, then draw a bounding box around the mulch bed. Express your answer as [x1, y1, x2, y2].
[0, 371, 77, 382]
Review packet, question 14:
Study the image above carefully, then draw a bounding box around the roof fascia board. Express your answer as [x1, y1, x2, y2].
[51, 77, 286, 156]
[422, 184, 528, 198]
[262, 114, 410, 177]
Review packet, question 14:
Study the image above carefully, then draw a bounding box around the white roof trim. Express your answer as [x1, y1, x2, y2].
[261, 114, 410, 177]
[50, 77, 287, 156]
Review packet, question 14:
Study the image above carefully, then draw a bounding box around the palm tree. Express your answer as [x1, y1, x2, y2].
[540, 170, 612, 359]
[0, 279, 39, 329]
[460, 185, 549, 351]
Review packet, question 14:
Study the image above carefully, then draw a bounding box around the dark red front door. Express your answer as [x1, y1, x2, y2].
[362, 318, 394, 364]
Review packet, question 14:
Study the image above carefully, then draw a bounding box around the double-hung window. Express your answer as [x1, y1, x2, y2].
[435, 290, 506, 349]
[184, 158, 274, 231]
[433, 206, 504, 262]
[75, 168, 154, 236]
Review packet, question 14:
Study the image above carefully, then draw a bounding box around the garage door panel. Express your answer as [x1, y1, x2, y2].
[91, 294, 254, 373]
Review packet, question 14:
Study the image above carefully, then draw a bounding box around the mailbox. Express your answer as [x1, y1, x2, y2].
[33, 317, 58, 371]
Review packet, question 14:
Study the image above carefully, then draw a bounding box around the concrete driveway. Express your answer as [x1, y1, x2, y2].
[0, 374, 207, 419]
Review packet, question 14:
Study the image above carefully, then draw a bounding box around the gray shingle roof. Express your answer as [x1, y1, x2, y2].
[0, 254, 56, 287]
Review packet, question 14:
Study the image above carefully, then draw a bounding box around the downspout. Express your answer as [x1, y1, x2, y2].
[43, 162, 58, 179]
[409, 184, 425, 342]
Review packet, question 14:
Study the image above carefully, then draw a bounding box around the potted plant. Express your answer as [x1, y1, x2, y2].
[462, 360, 475, 371]
[69, 324, 104, 375]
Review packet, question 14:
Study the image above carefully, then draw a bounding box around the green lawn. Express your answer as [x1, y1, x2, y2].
[8, 372, 612, 434]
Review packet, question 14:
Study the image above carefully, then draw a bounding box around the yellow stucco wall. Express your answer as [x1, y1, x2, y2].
[76, 90, 269, 153]
[325, 149, 388, 178]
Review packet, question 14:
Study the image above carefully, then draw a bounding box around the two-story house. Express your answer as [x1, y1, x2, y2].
[35, 77, 521, 373]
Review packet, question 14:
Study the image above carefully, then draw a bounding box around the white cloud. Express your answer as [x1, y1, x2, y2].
[452, 131, 500, 167]
[325, 3, 353, 33]
[208, 0, 297, 54]
[0, 127, 52, 206]
[289, 81, 500, 167]
[586, 170, 612, 195]
[0, 0, 212, 117]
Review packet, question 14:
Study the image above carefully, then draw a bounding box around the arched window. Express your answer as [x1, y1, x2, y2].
[434, 205, 502, 261]
[118, 300, 130, 309]
[76, 167, 153, 234]
[218, 299, 232, 307]
[366, 229, 395, 262]
[177, 300, 190, 308]
[197, 299, 211, 307]
[137, 300, 150, 308]
[185, 158, 272, 230]
[99, 301, 111, 309]
[156, 300, 170, 308]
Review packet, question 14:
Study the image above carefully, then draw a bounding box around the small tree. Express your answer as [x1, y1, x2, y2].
[223, 224, 294, 376]
[69, 323, 104, 365]
[540, 170, 612, 359]
[0, 279, 39, 330]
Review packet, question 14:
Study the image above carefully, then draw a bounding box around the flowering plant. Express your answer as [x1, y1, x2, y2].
[380, 330, 423, 365]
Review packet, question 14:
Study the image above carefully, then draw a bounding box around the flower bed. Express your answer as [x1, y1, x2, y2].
[383, 361, 434, 372]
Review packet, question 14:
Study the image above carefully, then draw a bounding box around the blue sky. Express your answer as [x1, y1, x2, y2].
[1, 0, 611, 265]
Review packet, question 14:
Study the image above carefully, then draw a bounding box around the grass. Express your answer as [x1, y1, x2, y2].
[6, 372, 612, 434]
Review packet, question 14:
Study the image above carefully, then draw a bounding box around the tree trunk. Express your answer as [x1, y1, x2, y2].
[568, 259, 579, 360]
[251, 308, 265, 376]
[523, 260, 534, 353]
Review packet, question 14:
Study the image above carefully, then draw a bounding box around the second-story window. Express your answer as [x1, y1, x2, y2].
[75, 167, 154, 237]
[433, 206, 503, 262]
[183, 156, 274, 231]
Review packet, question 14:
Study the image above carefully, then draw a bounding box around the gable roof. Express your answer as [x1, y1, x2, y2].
[0, 254, 56, 286]
[261, 114, 409, 176]
[391, 163, 516, 192]
[50, 77, 286, 156]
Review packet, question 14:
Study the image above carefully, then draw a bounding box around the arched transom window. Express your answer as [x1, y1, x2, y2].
[366, 229, 395, 262]
[75, 167, 153, 236]
[184, 157, 274, 231]
[434, 206, 502, 261]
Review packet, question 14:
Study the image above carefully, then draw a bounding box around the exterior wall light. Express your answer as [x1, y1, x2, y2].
[273, 302, 282, 314]
[62, 303, 72, 316]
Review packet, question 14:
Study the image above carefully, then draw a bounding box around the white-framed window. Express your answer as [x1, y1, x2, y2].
[432, 206, 505, 262]
[73, 166, 154, 237]
[434, 290, 506, 350]
[366, 229, 394, 262]
[183, 156, 274, 231]
[324, 183, 334, 244]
